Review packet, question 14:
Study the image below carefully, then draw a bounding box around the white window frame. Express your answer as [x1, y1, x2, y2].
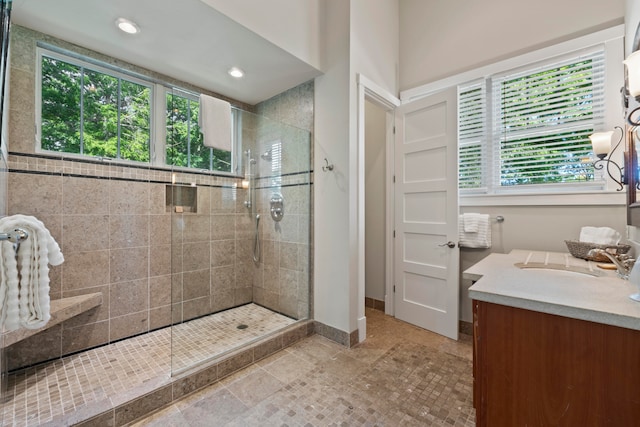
[400, 25, 626, 206]
[35, 46, 240, 176]
[462, 47, 608, 195]
[36, 47, 156, 165]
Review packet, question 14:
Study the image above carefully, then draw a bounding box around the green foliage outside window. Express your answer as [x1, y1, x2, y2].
[41, 55, 150, 162]
[458, 55, 602, 192]
[40, 52, 232, 173]
[498, 60, 596, 186]
[166, 92, 231, 172]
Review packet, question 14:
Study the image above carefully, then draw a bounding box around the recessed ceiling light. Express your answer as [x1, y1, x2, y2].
[116, 18, 140, 35]
[228, 67, 244, 78]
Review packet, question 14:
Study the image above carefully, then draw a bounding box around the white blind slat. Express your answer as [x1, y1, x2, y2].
[492, 49, 604, 187]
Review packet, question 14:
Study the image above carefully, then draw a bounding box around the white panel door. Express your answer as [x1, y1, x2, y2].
[394, 88, 459, 340]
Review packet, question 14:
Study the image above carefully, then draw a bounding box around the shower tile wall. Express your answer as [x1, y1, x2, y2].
[4, 25, 255, 371]
[3, 25, 314, 372]
[253, 81, 314, 320]
[4, 161, 251, 370]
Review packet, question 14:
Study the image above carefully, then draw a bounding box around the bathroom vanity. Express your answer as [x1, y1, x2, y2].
[466, 250, 640, 426]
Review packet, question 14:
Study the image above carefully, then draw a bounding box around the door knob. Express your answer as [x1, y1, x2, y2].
[439, 241, 456, 248]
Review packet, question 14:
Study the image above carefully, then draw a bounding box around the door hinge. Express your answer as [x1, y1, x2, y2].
[393, 175, 396, 183]
[393, 125, 396, 134]
[393, 230, 396, 238]
[393, 285, 396, 293]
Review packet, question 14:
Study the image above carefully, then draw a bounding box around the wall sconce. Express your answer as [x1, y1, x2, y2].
[589, 127, 625, 191]
[625, 50, 640, 101]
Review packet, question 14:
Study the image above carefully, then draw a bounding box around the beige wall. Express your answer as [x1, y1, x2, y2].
[314, 0, 399, 337]
[351, 0, 400, 95]
[314, 0, 352, 334]
[364, 100, 386, 301]
[399, 0, 625, 91]
[458, 204, 628, 322]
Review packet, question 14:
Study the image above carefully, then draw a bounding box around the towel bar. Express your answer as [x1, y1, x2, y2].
[0, 228, 29, 244]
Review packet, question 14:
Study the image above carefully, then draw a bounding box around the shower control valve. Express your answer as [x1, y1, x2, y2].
[270, 193, 284, 222]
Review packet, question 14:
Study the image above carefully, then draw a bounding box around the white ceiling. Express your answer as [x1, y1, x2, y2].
[11, 0, 322, 105]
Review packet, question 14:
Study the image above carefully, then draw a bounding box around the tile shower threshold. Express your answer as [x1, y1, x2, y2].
[4, 305, 313, 427]
[93, 320, 313, 427]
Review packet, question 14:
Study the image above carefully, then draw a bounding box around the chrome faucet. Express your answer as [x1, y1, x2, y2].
[588, 249, 635, 279]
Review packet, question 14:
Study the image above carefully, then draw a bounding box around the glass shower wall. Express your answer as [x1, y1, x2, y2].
[169, 109, 311, 375]
[253, 117, 311, 321]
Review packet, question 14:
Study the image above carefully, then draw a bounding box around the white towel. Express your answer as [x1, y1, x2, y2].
[579, 226, 621, 245]
[198, 94, 232, 151]
[458, 214, 491, 249]
[462, 213, 483, 233]
[0, 215, 64, 331]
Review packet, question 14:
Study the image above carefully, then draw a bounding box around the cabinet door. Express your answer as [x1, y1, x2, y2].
[475, 301, 640, 426]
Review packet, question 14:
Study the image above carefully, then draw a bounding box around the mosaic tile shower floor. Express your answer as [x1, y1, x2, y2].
[135, 308, 476, 426]
[1, 304, 295, 426]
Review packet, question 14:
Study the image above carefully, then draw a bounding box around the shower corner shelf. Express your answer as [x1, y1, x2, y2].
[1, 292, 103, 348]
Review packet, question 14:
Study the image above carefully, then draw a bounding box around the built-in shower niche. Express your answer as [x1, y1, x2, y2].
[166, 184, 197, 213]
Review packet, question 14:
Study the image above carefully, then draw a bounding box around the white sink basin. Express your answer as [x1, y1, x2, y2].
[514, 262, 604, 277]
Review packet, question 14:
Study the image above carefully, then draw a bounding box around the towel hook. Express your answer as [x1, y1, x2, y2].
[0, 228, 29, 244]
[322, 158, 334, 172]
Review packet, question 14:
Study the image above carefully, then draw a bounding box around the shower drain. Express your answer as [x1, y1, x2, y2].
[237, 324, 248, 330]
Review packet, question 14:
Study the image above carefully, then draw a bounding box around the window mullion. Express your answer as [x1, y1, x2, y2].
[116, 78, 122, 160]
[79, 66, 85, 155]
[187, 98, 192, 168]
[152, 84, 166, 167]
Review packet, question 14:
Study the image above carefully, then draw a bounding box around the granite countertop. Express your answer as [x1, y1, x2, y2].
[466, 249, 640, 331]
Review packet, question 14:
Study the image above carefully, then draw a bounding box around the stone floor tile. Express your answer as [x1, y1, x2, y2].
[133, 308, 476, 426]
[179, 388, 249, 427]
[225, 368, 285, 407]
[258, 351, 315, 384]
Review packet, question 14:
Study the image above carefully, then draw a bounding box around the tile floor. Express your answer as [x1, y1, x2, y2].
[133, 308, 476, 426]
[1, 304, 296, 426]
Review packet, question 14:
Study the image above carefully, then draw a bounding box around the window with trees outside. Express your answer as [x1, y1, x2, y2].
[166, 91, 232, 173]
[458, 46, 607, 195]
[37, 48, 234, 174]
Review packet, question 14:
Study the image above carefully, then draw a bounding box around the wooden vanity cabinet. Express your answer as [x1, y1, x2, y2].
[473, 300, 640, 426]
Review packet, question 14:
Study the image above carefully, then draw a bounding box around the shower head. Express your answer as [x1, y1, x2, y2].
[261, 149, 272, 162]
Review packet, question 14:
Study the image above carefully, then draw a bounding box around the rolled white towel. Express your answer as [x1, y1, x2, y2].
[0, 240, 20, 331]
[579, 226, 621, 245]
[0, 215, 63, 331]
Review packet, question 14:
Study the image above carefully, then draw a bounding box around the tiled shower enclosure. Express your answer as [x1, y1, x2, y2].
[0, 23, 314, 425]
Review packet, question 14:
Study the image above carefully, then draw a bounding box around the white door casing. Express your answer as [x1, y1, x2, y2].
[356, 74, 400, 343]
[394, 87, 459, 340]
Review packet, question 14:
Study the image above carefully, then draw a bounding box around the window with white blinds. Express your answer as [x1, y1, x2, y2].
[458, 82, 487, 191]
[458, 46, 607, 194]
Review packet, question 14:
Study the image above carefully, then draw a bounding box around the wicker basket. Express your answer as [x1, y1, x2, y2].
[564, 240, 631, 262]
